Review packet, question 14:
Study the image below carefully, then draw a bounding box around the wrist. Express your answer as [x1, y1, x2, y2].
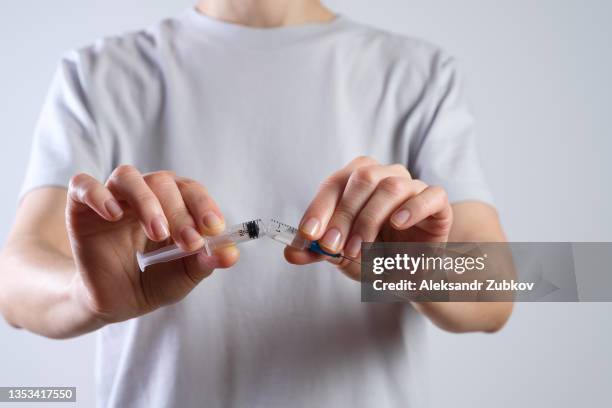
[67, 274, 108, 335]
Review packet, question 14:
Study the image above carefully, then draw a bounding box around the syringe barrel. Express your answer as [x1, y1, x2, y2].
[205, 219, 265, 251]
[136, 219, 265, 271]
[265, 218, 311, 250]
[136, 244, 205, 271]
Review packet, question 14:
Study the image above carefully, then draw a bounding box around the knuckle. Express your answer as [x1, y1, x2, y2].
[69, 173, 89, 189]
[390, 164, 412, 178]
[69, 173, 96, 202]
[379, 176, 408, 196]
[166, 207, 191, 227]
[176, 177, 197, 187]
[319, 175, 340, 192]
[178, 178, 209, 195]
[413, 194, 431, 215]
[135, 193, 160, 212]
[354, 210, 379, 232]
[158, 169, 176, 177]
[112, 164, 139, 179]
[430, 185, 448, 202]
[413, 179, 428, 191]
[350, 166, 379, 187]
[145, 171, 175, 188]
[107, 165, 140, 188]
[332, 204, 356, 226]
[187, 194, 212, 211]
[150, 169, 175, 179]
[351, 155, 378, 167]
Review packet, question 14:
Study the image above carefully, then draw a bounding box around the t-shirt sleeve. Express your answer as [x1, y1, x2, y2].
[19, 51, 109, 200]
[409, 55, 494, 206]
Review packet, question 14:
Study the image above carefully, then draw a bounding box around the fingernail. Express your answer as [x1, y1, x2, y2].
[345, 235, 363, 258]
[391, 209, 411, 226]
[151, 216, 170, 240]
[301, 217, 320, 236]
[320, 228, 342, 251]
[104, 199, 123, 219]
[181, 226, 203, 248]
[202, 212, 223, 230]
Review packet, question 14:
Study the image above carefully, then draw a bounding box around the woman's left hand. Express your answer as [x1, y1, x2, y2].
[285, 156, 453, 280]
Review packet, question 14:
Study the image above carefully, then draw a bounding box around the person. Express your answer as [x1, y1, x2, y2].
[0, 0, 512, 406]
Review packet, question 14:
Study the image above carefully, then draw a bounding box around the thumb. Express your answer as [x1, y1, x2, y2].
[140, 246, 239, 307]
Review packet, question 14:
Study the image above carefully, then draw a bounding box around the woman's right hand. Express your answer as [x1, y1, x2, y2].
[66, 165, 238, 324]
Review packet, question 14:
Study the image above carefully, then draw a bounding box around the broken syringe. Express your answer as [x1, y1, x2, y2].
[265, 218, 360, 264]
[136, 218, 265, 271]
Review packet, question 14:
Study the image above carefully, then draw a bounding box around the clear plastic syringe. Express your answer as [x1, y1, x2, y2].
[265, 218, 360, 264]
[136, 218, 266, 271]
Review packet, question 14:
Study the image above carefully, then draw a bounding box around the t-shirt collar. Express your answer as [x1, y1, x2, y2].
[181, 7, 346, 49]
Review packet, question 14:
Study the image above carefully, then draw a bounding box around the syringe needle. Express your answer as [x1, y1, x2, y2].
[340, 255, 362, 265]
[308, 241, 362, 265]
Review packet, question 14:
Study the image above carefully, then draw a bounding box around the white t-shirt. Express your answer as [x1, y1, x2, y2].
[22, 8, 492, 408]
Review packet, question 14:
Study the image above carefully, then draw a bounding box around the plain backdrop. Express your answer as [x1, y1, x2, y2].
[1, 1, 610, 407]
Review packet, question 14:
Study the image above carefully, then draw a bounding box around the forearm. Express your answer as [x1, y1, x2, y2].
[0, 240, 104, 339]
[412, 301, 512, 333]
[411, 201, 513, 333]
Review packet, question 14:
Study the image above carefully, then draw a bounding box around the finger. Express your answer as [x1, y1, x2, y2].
[181, 245, 240, 285]
[298, 156, 381, 240]
[106, 165, 169, 242]
[141, 245, 240, 309]
[144, 171, 202, 251]
[344, 178, 427, 258]
[68, 173, 124, 221]
[284, 246, 326, 265]
[318, 164, 409, 253]
[175, 177, 225, 236]
[390, 186, 451, 231]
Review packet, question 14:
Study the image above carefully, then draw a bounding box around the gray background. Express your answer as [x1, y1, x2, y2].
[0, 0, 610, 407]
